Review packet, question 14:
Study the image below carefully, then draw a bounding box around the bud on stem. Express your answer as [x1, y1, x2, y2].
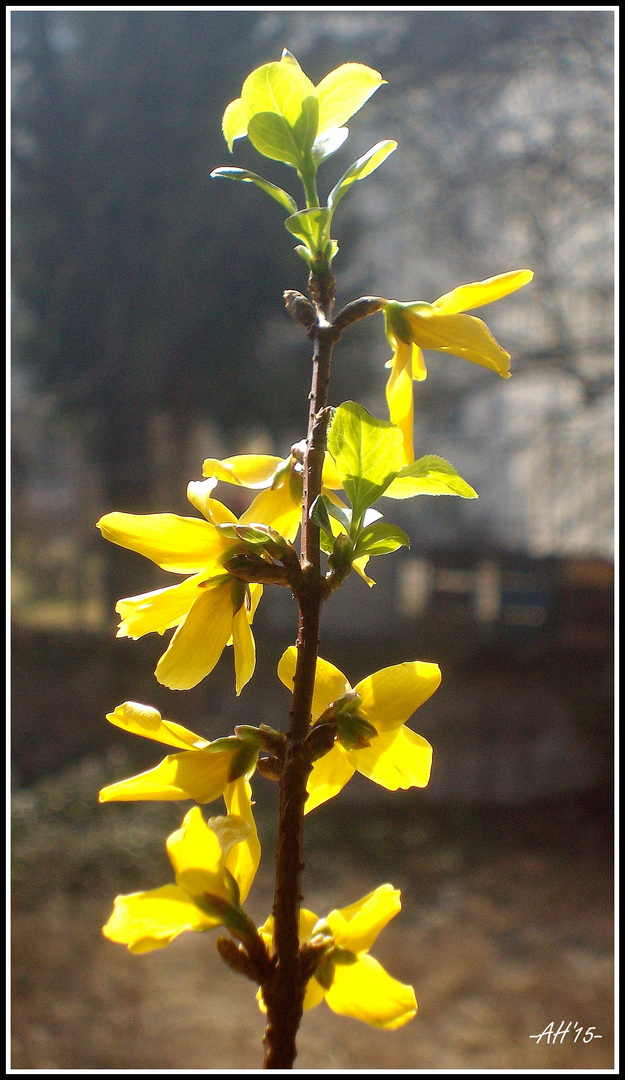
[333, 296, 387, 333]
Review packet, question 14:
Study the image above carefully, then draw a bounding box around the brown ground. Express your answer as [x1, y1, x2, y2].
[11, 757, 613, 1071]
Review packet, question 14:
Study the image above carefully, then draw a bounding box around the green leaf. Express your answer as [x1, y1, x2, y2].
[324, 497, 352, 534]
[327, 140, 397, 211]
[285, 207, 333, 254]
[316, 63, 385, 134]
[294, 244, 313, 266]
[210, 168, 298, 214]
[385, 455, 479, 499]
[241, 59, 316, 130]
[292, 95, 319, 157]
[312, 126, 349, 165]
[353, 522, 410, 559]
[309, 494, 334, 537]
[247, 112, 306, 167]
[327, 402, 405, 522]
[222, 97, 249, 152]
[319, 531, 334, 556]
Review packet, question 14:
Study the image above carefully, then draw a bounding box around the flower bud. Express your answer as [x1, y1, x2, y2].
[328, 533, 354, 572]
[304, 721, 337, 762]
[257, 724, 287, 757]
[216, 936, 258, 981]
[256, 755, 282, 782]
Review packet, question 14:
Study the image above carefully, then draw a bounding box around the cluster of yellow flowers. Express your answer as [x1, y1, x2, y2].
[98, 48, 532, 1035]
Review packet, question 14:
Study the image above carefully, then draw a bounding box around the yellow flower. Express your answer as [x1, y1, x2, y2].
[201, 447, 344, 545]
[98, 702, 259, 804]
[202, 449, 381, 585]
[383, 269, 534, 460]
[97, 478, 279, 693]
[258, 885, 416, 1029]
[102, 783, 260, 954]
[278, 647, 438, 813]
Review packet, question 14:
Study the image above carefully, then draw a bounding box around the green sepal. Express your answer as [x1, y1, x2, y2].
[227, 741, 260, 783]
[383, 301, 414, 346]
[314, 954, 336, 990]
[353, 521, 410, 559]
[327, 401, 405, 525]
[204, 735, 243, 755]
[193, 884, 250, 934]
[209, 167, 298, 214]
[332, 946, 359, 966]
[327, 140, 397, 211]
[317, 689, 361, 723]
[288, 465, 304, 505]
[337, 711, 378, 751]
[271, 455, 293, 490]
[334, 690, 362, 715]
[217, 522, 291, 556]
[199, 571, 236, 586]
[389, 455, 479, 499]
[233, 724, 262, 745]
[229, 577, 247, 612]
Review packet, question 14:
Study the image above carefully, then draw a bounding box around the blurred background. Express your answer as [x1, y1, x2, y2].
[11, 9, 614, 1070]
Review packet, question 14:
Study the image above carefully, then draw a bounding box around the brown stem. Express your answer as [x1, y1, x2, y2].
[262, 283, 338, 1069]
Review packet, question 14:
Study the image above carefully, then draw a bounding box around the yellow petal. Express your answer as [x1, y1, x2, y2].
[167, 806, 232, 901]
[404, 310, 511, 377]
[223, 777, 260, 903]
[277, 646, 351, 721]
[326, 884, 401, 954]
[241, 484, 301, 542]
[433, 269, 534, 315]
[104, 701, 208, 750]
[321, 452, 343, 490]
[256, 963, 327, 1017]
[258, 908, 319, 953]
[115, 575, 207, 639]
[352, 554, 376, 588]
[385, 339, 415, 463]
[232, 603, 256, 695]
[206, 813, 251, 863]
[99, 748, 236, 804]
[102, 884, 215, 954]
[186, 479, 238, 526]
[202, 455, 284, 489]
[325, 952, 416, 1029]
[97, 512, 230, 573]
[412, 343, 427, 382]
[315, 63, 385, 134]
[355, 725, 432, 790]
[355, 661, 441, 733]
[247, 582, 263, 622]
[155, 583, 234, 691]
[305, 743, 357, 814]
[303, 975, 328, 1011]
